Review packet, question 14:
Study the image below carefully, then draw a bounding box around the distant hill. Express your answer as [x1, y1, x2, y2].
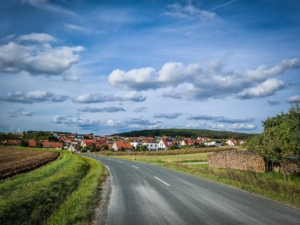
[113, 129, 258, 140]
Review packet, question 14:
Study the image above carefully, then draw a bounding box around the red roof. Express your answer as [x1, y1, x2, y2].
[114, 141, 132, 150]
[41, 141, 63, 149]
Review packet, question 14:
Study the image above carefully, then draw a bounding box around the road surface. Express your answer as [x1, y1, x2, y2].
[83, 154, 300, 225]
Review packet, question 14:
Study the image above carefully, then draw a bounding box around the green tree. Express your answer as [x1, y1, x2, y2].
[248, 103, 300, 173]
[35, 142, 43, 148]
[19, 139, 28, 147]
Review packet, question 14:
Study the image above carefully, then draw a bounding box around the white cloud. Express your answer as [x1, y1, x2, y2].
[18, 33, 57, 43]
[52, 115, 66, 124]
[0, 91, 69, 104]
[187, 114, 255, 123]
[0, 38, 84, 75]
[165, 3, 217, 20]
[72, 92, 146, 104]
[134, 107, 148, 113]
[287, 95, 300, 103]
[108, 57, 299, 101]
[153, 113, 182, 119]
[228, 123, 257, 131]
[237, 79, 285, 99]
[77, 106, 125, 113]
[8, 108, 35, 117]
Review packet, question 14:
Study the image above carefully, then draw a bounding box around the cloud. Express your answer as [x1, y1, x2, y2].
[162, 91, 182, 99]
[77, 106, 125, 113]
[108, 57, 299, 101]
[72, 92, 146, 104]
[245, 58, 300, 82]
[62, 74, 80, 82]
[125, 117, 161, 126]
[0, 91, 69, 104]
[0, 36, 84, 75]
[22, 0, 79, 18]
[8, 108, 35, 117]
[237, 79, 285, 99]
[165, 3, 217, 20]
[52, 115, 66, 124]
[153, 113, 182, 119]
[134, 107, 148, 113]
[64, 23, 105, 34]
[228, 123, 257, 131]
[287, 95, 300, 103]
[268, 99, 280, 105]
[187, 114, 255, 123]
[17, 33, 57, 43]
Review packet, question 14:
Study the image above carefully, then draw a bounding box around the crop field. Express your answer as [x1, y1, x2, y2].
[0, 147, 60, 179]
[0, 147, 107, 225]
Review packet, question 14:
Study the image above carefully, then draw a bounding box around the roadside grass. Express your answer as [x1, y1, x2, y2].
[98, 146, 238, 156]
[0, 149, 107, 225]
[109, 152, 208, 163]
[163, 163, 300, 209]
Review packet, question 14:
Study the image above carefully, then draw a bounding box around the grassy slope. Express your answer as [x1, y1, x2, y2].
[0, 149, 107, 225]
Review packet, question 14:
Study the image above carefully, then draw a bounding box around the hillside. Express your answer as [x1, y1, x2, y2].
[113, 129, 258, 140]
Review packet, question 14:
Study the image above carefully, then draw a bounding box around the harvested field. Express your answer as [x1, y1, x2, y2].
[0, 147, 60, 179]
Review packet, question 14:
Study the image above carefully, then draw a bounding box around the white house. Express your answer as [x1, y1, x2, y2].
[131, 141, 142, 149]
[204, 141, 221, 147]
[226, 139, 237, 146]
[142, 142, 158, 151]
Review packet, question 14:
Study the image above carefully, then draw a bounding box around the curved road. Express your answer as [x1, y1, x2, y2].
[84, 154, 300, 225]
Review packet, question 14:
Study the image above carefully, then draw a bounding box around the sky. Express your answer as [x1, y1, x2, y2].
[0, 0, 299, 135]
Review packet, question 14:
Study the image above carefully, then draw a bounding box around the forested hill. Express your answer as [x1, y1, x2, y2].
[113, 129, 258, 140]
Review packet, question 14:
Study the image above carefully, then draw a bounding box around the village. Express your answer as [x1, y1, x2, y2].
[1, 131, 244, 152]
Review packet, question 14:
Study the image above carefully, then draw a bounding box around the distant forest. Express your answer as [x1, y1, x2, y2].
[114, 129, 258, 140]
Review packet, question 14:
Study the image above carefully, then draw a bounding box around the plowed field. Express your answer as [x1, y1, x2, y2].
[0, 147, 60, 179]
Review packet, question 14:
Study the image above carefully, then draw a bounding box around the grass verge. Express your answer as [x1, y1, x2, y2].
[0, 150, 107, 225]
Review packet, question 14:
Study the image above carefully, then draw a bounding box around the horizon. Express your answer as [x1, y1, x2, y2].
[1, 0, 299, 135]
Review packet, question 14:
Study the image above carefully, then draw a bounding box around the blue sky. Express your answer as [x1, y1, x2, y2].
[0, 0, 299, 135]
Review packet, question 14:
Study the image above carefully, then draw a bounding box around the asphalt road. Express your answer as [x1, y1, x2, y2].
[83, 154, 300, 225]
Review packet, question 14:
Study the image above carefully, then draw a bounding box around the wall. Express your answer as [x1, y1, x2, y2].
[207, 150, 265, 173]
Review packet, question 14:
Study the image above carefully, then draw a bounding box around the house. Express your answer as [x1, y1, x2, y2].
[40, 141, 63, 149]
[131, 141, 142, 149]
[80, 139, 97, 148]
[226, 139, 237, 146]
[68, 144, 79, 152]
[158, 138, 174, 150]
[142, 142, 158, 151]
[204, 141, 221, 147]
[28, 139, 37, 147]
[181, 139, 194, 146]
[112, 141, 133, 152]
[1, 140, 19, 146]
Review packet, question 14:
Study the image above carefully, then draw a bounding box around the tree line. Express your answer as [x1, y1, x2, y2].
[114, 128, 257, 140]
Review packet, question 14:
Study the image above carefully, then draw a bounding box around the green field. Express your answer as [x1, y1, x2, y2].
[110, 152, 208, 163]
[0, 149, 107, 225]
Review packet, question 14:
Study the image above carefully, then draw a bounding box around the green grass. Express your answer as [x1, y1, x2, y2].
[0, 150, 107, 225]
[110, 152, 209, 163]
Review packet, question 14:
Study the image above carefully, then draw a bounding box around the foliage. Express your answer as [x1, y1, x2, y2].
[113, 128, 256, 140]
[248, 103, 300, 169]
[35, 142, 43, 148]
[19, 139, 28, 147]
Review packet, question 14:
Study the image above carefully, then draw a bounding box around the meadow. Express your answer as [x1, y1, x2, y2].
[0, 147, 107, 225]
